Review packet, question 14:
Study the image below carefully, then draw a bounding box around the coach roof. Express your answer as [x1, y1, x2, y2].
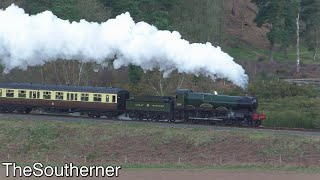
[0, 83, 128, 94]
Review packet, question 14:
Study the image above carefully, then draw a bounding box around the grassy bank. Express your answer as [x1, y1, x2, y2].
[260, 96, 320, 129]
[0, 119, 320, 169]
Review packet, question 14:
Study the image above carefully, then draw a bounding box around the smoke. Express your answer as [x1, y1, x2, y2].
[0, 4, 248, 88]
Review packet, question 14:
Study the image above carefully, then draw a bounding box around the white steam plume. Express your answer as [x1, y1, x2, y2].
[0, 4, 248, 88]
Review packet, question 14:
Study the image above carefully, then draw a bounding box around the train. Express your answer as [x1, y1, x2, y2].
[0, 82, 266, 127]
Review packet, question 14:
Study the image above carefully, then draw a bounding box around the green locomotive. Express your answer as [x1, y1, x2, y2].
[174, 89, 264, 126]
[126, 89, 265, 127]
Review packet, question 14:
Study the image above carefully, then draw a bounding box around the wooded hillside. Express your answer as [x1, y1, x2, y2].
[0, 0, 319, 96]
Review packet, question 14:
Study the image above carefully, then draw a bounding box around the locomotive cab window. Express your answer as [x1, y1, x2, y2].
[6, 90, 14, 97]
[93, 94, 102, 102]
[55, 92, 64, 100]
[81, 93, 89, 101]
[43, 91, 51, 99]
[18, 90, 26, 98]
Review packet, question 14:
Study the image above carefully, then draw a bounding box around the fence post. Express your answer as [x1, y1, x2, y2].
[84, 156, 87, 163]
[7, 154, 9, 160]
[279, 155, 282, 165]
[219, 156, 222, 166]
[125, 156, 127, 164]
[178, 156, 181, 164]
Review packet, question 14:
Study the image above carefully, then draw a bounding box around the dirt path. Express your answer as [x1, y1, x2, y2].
[1, 168, 319, 180]
[120, 169, 320, 180]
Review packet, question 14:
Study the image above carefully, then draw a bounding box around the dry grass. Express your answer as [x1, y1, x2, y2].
[0, 119, 320, 169]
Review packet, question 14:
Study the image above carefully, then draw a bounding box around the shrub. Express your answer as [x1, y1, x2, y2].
[249, 80, 318, 98]
[262, 110, 316, 129]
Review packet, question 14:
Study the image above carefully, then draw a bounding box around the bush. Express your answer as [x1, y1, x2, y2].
[262, 110, 316, 129]
[259, 97, 320, 129]
[249, 80, 318, 98]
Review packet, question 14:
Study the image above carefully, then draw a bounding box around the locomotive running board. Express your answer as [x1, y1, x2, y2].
[189, 117, 224, 121]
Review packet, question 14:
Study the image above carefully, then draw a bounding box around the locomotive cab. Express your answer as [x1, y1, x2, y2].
[175, 89, 193, 109]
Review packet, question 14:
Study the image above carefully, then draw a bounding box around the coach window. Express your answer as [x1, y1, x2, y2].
[106, 95, 109, 103]
[18, 90, 26, 98]
[6, 90, 14, 97]
[43, 91, 51, 99]
[112, 95, 116, 103]
[93, 94, 102, 102]
[81, 93, 89, 101]
[55, 92, 64, 100]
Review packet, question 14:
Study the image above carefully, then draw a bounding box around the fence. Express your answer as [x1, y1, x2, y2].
[2, 153, 320, 167]
[284, 78, 320, 90]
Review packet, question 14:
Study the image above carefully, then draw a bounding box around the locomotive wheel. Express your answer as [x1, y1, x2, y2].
[255, 120, 262, 127]
[246, 120, 253, 127]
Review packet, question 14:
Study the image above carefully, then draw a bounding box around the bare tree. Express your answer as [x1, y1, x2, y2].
[231, 0, 237, 16]
[146, 71, 161, 96]
[144, 69, 187, 96]
[45, 60, 91, 85]
[296, 13, 300, 73]
[239, 2, 248, 31]
[177, 73, 185, 89]
[312, 29, 319, 62]
[219, 0, 225, 46]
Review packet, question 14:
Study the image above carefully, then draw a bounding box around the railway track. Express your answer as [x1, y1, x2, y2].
[1, 112, 320, 137]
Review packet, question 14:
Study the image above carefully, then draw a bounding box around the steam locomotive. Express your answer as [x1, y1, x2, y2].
[0, 83, 265, 127]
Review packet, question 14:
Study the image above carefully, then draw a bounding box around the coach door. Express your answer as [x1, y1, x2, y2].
[67, 93, 78, 101]
[29, 91, 40, 99]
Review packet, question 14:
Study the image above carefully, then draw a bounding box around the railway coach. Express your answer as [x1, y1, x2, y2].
[0, 83, 129, 118]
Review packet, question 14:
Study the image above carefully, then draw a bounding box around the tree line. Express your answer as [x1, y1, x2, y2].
[1, 0, 320, 95]
[252, 0, 320, 62]
[1, 0, 320, 62]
